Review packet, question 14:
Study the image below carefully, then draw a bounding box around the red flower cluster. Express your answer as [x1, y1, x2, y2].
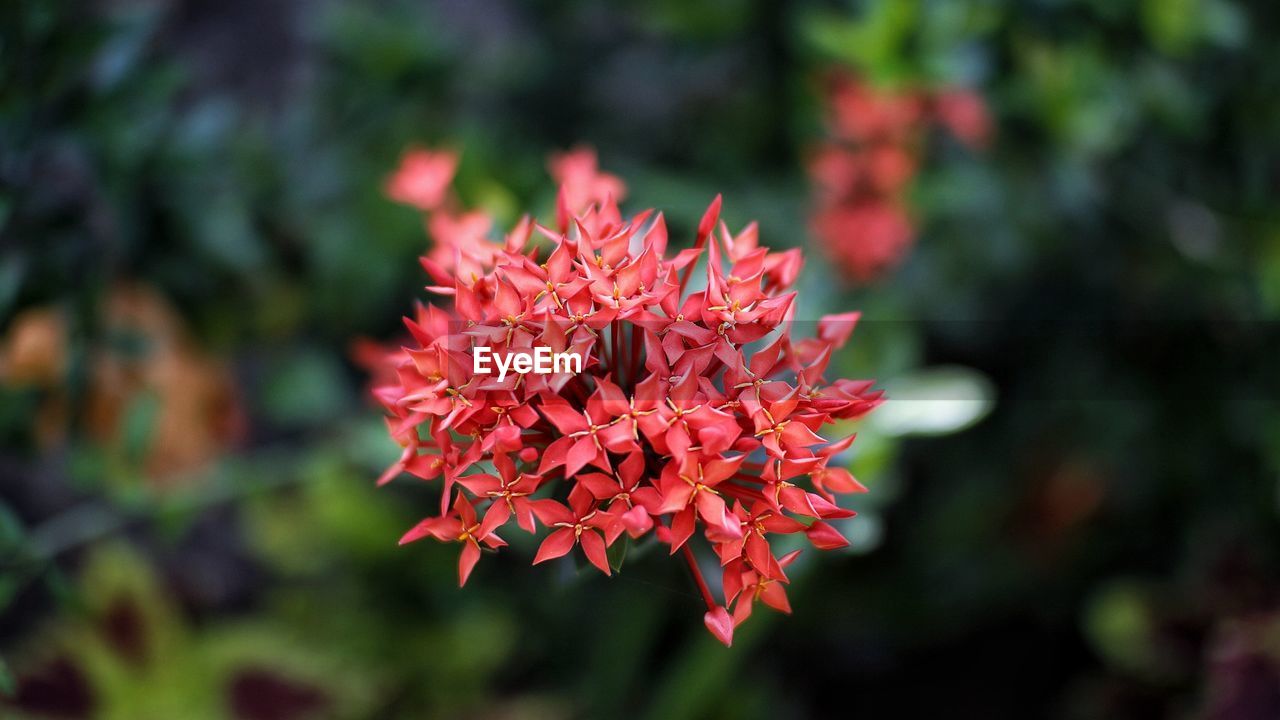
[374, 147, 881, 646]
[809, 73, 990, 282]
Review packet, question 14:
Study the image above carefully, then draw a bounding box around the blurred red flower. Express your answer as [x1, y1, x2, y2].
[809, 73, 991, 282]
[548, 146, 627, 218]
[385, 148, 458, 211]
[810, 202, 915, 284]
[934, 89, 993, 150]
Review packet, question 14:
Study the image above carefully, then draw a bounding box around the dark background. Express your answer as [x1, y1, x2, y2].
[2, 0, 1280, 718]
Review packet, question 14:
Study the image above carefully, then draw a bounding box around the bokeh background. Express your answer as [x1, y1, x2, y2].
[3, 0, 1280, 718]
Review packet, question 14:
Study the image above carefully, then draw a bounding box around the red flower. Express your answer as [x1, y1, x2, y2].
[548, 146, 627, 219]
[530, 487, 617, 575]
[373, 146, 882, 646]
[827, 76, 925, 145]
[386, 148, 458, 211]
[808, 72, 991, 282]
[810, 202, 915, 284]
[456, 451, 543, 533]
[398, 494, 507, 586]
[934, 89, 993, 149]
[426, 210, 498, 278]
[725, 549, 803, 628]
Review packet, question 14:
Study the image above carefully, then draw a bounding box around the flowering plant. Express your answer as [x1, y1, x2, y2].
[809, 72, 990, 282]
[373, 147, 881, 646]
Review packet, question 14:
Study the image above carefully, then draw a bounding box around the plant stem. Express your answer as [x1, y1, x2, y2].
[681, 544, 717, 610]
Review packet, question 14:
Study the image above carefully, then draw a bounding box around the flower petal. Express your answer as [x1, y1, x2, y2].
[703, 606, 734, 647]
[667, 506, 697, 553]
[458, 541, 481, 587]
[533, 528, 577, 564]
[579, 530, 612, 576]
[805, 520, 850, 550]
[564, 437, 599, 478]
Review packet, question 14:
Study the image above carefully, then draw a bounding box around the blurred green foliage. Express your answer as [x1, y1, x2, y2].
[3, 0, 1280, 718]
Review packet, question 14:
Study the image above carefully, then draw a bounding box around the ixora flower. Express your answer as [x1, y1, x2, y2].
[385, 148, 459, 211]
[809, 72, 990, 283]
[372, 148, 881, 646]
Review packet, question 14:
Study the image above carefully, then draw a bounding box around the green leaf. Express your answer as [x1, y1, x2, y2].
[1259, 227, 1280, 315]
[1141, 0, 1203, 56]
[802, 0, 919, 85]
[607, 535, 629, 573]
[0, 654, 14, 696]
[1203, 0, 1247, 47]
[1083, 580, 1160, 675]
[0, 500, 26, 550]
[0, 575, 21, 616]
[262, 349, 350, 427]
[120, 390, 161, 467]
[0, 252, 22, 321]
